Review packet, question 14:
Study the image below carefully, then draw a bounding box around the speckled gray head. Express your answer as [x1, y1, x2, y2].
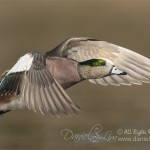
[77, 59, 127, 79]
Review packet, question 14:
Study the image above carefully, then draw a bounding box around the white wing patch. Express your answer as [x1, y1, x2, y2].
[7, 53, 34, 75]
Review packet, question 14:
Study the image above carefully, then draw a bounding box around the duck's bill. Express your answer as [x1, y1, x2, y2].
[111, 66, 127, 75]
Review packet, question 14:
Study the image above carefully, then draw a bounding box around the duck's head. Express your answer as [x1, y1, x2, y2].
[77, 58, 127, 79]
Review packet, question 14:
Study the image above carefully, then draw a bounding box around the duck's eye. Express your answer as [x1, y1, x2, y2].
[79, 59, 106, 67]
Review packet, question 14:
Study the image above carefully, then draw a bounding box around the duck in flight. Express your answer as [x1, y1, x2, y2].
[0, 37, 150, 117]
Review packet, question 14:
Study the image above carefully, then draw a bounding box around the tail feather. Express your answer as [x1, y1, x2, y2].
[0, 110, 10, 116]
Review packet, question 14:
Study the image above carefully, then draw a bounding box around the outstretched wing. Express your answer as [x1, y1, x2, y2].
[46, 37, 150, 86]
[20, 52, 80, 117]
[0, 53, 34, 96]
[0, 52, 79, 116]
[0, 70, 9, 82]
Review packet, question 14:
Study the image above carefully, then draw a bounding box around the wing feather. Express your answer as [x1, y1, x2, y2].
[20, 52, 80, 116]
[89, 78, 108, 86]
[48, 38, 150, 86]
[103, 76, 120, 86]
[95, 78, 108, 86]
[111, 75, 131, 86]
[0, 72, 23, 96]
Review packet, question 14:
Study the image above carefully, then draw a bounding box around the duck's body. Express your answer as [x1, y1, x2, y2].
[46, 57, 82, 89]
[1, 37, 150, 117]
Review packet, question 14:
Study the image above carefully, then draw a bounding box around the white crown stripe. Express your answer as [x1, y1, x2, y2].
[7, 53, 34, 75]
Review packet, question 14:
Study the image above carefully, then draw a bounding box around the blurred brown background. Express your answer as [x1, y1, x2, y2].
[0, 0, 150, 149]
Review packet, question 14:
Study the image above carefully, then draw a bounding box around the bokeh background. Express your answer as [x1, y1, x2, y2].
[0, 0, 150, 149]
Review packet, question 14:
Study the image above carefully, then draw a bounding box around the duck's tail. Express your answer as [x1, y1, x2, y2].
[0, 110, 10, 116]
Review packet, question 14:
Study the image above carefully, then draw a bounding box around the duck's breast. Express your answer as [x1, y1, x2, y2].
[46, 58, 82, 89]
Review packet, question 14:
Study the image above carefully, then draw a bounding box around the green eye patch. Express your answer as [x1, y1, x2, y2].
[79, 59, 106, 67]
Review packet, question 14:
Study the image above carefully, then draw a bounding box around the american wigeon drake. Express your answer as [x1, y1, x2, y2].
[1, 37, 150, 117]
